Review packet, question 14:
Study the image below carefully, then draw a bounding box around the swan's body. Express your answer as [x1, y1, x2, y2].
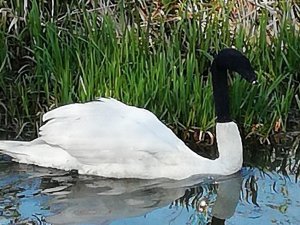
[0, 48, 257, 180]
[0, 98, 242, 179]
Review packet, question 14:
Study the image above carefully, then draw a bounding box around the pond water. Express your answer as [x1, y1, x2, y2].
[0, 137, 299, 225]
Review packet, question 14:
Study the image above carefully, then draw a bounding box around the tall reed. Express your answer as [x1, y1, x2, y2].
[0, 0, 299, 140]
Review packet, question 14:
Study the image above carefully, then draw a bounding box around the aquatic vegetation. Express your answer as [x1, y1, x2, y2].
[0, 0, 299, 139]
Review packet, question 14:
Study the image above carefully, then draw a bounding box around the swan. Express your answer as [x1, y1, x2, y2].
[0, 48, 257, 180]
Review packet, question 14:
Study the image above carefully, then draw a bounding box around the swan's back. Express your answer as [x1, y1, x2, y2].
[39, 98, 191, 166]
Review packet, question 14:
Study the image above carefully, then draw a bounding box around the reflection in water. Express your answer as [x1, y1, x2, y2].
[46, 173, 242, 225]
[0, 160, 300, 224]
[0, 160, 243, 225]
[1, 132, 300, 225]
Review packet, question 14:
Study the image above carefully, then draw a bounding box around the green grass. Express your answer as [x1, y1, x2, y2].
[0, 0, 299, 140]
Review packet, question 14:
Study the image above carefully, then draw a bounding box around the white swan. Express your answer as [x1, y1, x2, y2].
[0, 48, 257, 180]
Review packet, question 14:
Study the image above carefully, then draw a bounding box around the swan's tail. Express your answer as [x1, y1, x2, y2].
[0, 140, 30, 160]
[0, 140, 81, 171]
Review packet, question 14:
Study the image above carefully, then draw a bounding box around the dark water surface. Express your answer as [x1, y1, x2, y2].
[0, 137, 299, 225]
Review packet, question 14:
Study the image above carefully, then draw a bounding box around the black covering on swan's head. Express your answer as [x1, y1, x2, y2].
[213, 48, 257, 83]
[210, 48, 257, 123]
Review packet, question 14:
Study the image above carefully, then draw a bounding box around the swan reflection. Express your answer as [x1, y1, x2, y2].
[45, 173, 242, 225]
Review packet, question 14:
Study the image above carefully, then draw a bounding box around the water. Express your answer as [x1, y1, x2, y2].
[0, 137, 300, 225]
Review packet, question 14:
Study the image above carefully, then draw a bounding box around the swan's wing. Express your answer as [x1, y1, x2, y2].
[39, 98, 188, 165]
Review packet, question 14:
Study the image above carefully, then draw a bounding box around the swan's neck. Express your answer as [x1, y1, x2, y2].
[211, 61, 231, 122]
[215, 122, 243, 174]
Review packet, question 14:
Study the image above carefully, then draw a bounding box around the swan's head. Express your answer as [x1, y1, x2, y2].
[214, 48, 257, 84]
